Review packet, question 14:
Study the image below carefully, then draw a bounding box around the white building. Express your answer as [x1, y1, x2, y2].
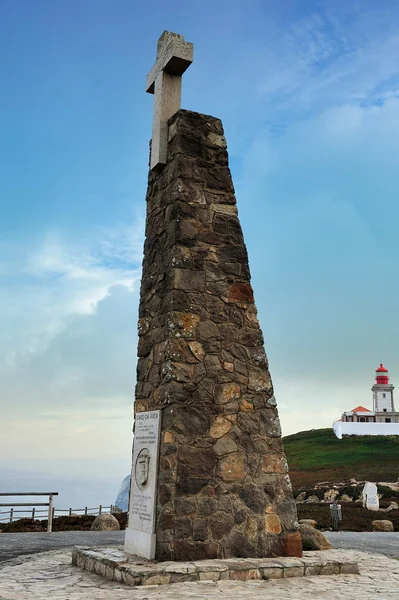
[333, 364, 399, 439]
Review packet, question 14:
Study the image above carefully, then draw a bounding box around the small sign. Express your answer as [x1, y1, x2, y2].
[124, 410, 161, 559]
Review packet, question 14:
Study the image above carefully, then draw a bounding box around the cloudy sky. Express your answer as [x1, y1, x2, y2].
[1, 0, 399, 508]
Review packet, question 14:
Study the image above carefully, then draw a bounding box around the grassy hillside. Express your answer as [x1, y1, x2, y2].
[283, 428, 399, 488]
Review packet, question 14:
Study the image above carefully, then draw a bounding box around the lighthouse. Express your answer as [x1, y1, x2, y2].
[372, 364, 395, 415]
[333, 363, 399, 438]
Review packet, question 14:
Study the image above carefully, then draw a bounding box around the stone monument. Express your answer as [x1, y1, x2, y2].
[124, 30, 301, 561]
[362, 481, 379, 511]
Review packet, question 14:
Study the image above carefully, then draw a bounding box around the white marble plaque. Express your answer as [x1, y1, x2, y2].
[362, 481, 379, 511]
[124, 410, 161, 559]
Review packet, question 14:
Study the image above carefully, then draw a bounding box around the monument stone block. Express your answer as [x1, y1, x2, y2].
[124, 410, 161, 559]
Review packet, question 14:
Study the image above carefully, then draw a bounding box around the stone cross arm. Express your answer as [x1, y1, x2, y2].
[146, 32, 193, 94]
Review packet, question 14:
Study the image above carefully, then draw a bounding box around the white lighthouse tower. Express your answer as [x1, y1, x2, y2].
[372, 364, 395, 417]
[333, 363, 399, 438]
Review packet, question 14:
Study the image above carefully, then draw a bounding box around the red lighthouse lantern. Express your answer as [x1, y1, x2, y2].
[375, 363, 389, 385]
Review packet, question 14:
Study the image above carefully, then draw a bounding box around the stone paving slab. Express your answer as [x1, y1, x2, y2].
[0, 548, 398, 599]
[72, 546, 358, 586]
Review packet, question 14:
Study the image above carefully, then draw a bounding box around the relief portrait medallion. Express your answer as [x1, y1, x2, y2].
[135, 447, 151, 490]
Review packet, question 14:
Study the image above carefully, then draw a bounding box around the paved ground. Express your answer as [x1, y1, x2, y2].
[0, 531, 398, 599]
[326, 531, 399, 558]
[1, 531, 398, 562]
[0, 531, 124, 563]
[0, 548, 398, 599]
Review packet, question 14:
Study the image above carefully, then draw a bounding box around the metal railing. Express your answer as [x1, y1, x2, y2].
[0, 492, 58, 532]
[0, 496, 120, 531]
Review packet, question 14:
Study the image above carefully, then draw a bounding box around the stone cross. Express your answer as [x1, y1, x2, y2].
[146, 31, 193, 170]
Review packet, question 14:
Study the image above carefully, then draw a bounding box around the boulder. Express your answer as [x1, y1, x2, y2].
[90, 514, 120, 531]
[295, 491, 307, 503]
[324, 489, 339, 503]
[299, 524, 332, 551]
[372, 520, 394, 532]
[306, 495, 319, 504]
[385, 502, 399, 512]
[299, 519, 317, 528]
[339, 494, 353, 503]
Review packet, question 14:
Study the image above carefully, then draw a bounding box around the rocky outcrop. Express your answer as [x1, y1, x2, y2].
[299, 524, 332, 551]
[134, 110, 300, 561]
[91, 514, 120, 531]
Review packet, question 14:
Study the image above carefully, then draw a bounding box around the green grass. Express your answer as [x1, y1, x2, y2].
[283, 428, 399, 487]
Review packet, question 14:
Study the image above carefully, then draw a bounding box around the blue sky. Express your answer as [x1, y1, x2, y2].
[1, 0, 399, 507]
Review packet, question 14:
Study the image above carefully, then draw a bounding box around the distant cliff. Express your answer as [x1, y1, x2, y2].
[115, 475, 130, 512]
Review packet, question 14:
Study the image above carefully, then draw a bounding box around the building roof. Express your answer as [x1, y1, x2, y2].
[351, 405, 371, 413]
[376, 363, 388, 373]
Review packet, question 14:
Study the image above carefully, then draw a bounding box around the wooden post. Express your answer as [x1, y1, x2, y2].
[10, 508, 13, 522]
[47, 494, 54, 532]
[85, 506, 87, 515]
[32, 507, 35, 520]
[69, 508, 72, 516]
[99, 504, 102, 515]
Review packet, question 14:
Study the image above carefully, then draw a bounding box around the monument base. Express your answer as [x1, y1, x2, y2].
[124, 528, 156, 560]
[72, 546, 359, 586]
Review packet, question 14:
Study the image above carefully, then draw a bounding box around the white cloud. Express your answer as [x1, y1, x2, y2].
[0, 283, 139, 479]
[0, 218, 143, 474]
[197, 3, 399, 160]
[1, 217, 144, 359]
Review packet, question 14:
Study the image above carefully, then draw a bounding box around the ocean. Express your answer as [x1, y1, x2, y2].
[0, 459, 130, 522]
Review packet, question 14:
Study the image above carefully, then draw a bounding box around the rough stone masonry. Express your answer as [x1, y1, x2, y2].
[133, 108, 301, 561]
